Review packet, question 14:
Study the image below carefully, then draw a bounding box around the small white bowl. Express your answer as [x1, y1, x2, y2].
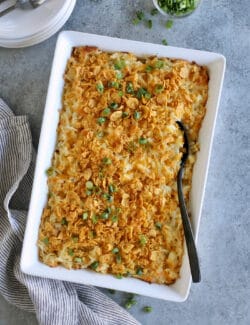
[152, 0, 202, 18]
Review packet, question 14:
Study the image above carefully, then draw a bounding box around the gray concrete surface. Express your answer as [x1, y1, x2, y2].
[0, 0, 250, 324]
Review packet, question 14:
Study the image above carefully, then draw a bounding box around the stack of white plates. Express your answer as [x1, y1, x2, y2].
[0, 0, 76, 48]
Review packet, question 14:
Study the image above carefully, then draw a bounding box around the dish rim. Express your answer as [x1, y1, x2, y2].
[21, 31, 226, 302]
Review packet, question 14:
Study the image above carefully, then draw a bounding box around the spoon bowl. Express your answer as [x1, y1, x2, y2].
[176, 121, 201, 283]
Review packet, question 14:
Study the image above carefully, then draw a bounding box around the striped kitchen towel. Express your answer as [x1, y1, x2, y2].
[0, 99, 140, 325]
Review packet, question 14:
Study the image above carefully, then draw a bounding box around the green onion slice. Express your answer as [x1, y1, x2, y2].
[143, 306, 153, 313]
[136, 267, 143, 275]
[139, 137, 148, 145]
[96, 83, 104, 93]
[162, 39, 168, 46]
[102, 157, 112, 165]
[61, 217, 68, 226]
[97, 117, 106, 125]
[126, 82, 134, 94]
[82, 212, 88, 220]
[165, 20, 173, 29]
[43, 237, 49, 245]
[85, 181, 94, 190]
[133, 111, 141, 120]
[146, 19, 153, 29]
[91, 261, 99, 270]
[109, 102, 119, 110]
[102, 108, 111, 116]
[74, 257, 82, 263]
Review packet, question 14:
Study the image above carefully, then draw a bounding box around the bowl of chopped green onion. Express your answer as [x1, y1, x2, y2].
[152, 0, 202, 17]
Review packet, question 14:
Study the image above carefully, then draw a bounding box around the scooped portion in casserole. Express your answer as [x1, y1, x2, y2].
[38, 47, 208, 284]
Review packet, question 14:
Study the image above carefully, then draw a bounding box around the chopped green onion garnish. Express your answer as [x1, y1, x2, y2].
[116, 254, 122, 264]
[61, 217, 68, 226]
[145, 65, 154, 72]
[157, 0, 198, 16]
[128, 293, 135, 299]
[136, 267, 143, 275]
[108, 289, 116, 294]
[82, 212, 88, 220]
[124, 271, 132, 277]
[92, 215, 98, 224]
[136, 87, 151, 100]
[105, 207, 112, 214]
[155, 221, 162, 229]
[112, 215, 118, 223]
[136, 10, 144, 20]
[74, 257, 82, 263]
[133, 111, 141, 120]
[86, 189, 92, 196]
[165, 20, 173, 29]
[68, 248, 74, 256]
[103, 193, 113, 202]
[139, 234, 148, 245]
[108, 81, 120, 89]
[155, 60, 165, 69]
[162, 39, 168, 46]
[90, 261, 99, 270]
[85, 181, 94, 190]
[146, 19, 153, 29]
[114, 59, 126, 70]
[132, 17, 140, 25]
[46, 167, 54, 176]
[115, 274, 123, 279]
[72, 236, 78, 243]
[116, 71, 123, 79]
[102, 107, 111, 116]
[101, 212, 109, 220]
[112, 247, 119, 254]
[143, 306, 152, 313]
[108, 184, 116, 193]
[43, 237, 49, 245]
[98, 170, 104, 179]
[96, 83, 104, 93]
[109, 102, 119, 110]
[122, 112, 129, 118]
[127, 141, 137, 153]
[125, 299, 137, 309]
[155, 84, 164, 93]
[126, 82, 134, 94]
[151, 8, 159, 15]
[125, 301, 133, 309]
[89, 230, 96, 239]
[96, 131, 104, 138]
[102, 157, 112, 165]
[97, 117, 106, 125]
[139, 137, 148, 145]
[115, 207, 121, 214]
[118, 91, 123, 97]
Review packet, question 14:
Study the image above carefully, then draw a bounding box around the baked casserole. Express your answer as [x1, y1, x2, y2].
[38, 46, 208, 285]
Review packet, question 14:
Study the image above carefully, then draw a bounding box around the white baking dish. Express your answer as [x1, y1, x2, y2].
[21, 31, 225, 302]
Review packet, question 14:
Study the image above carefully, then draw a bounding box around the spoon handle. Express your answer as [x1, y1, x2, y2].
[177, 168, 201, 283]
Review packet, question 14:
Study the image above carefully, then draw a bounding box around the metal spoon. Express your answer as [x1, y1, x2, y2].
[0, 0, 47, 17]
[176, 121, 201, 283]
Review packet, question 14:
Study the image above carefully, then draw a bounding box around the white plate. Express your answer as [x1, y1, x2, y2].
[0, 0, 76, 48]
[21, 31, 226, 302]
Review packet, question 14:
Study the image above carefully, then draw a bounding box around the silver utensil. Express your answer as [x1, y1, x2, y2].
[176, 121, 201, 283]
[0, 0, 47, 17]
